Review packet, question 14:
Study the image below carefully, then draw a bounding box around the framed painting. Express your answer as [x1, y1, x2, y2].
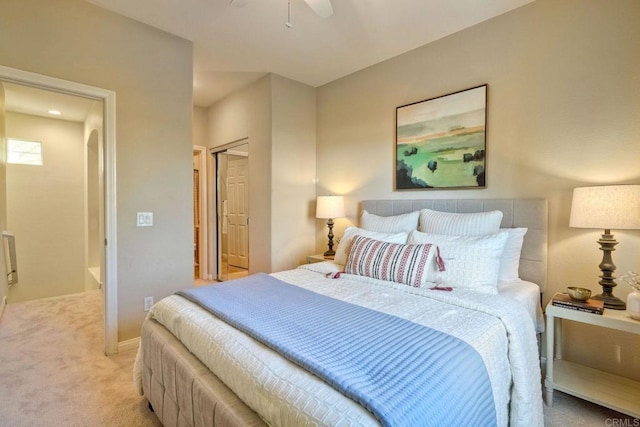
[395, 84, 488, 190]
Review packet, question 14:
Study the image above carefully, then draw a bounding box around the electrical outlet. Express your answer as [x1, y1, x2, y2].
[144, 296, 154, 312]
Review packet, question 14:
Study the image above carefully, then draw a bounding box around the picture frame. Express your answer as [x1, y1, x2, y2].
[395, 84, 488, 190]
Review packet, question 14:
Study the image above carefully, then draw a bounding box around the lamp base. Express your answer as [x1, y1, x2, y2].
[324, 218, 336, 259]
[592, 230, 625, 310]
[323, 249, 335, 258]
[591, 293, 626, 310]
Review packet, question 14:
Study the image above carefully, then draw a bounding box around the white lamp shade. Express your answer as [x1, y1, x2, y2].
[316, 196, 345, 219]
[569, 185, 640, 230]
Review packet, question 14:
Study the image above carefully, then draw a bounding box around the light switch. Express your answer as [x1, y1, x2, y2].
[137, 212, 153, 227]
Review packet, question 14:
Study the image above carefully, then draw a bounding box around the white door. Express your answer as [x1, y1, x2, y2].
[227, 156, 248, 269]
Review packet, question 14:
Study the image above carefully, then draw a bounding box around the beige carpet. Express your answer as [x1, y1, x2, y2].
[544, 391, 639, 426]
[0, 290, 637, 426]
[0, 290, 160, 427]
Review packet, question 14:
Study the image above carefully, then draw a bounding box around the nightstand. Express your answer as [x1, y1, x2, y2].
[544, 302, 640, 418]
[307, 254, 334, 263]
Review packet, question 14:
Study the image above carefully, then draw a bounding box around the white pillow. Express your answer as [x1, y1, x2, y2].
[360, 210, 419, 233]
[418, 208, 503, 236]
[499, 228, 528, 282]
[334, 227, 408, 265]
[408, 230, 509, 294]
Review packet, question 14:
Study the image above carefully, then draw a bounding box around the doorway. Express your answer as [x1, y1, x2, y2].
[0, 65, 118, 355]
[213, 142, 249, 281]
[3, 83, 103, 303]
[193, 145, 211, 284]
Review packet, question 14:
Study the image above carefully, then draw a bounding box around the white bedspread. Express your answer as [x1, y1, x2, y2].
[134, 264, 543, 426]
[498, 279, 545, 333]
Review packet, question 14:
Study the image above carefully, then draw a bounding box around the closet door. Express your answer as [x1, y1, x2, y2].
[227, 156, 248, 269]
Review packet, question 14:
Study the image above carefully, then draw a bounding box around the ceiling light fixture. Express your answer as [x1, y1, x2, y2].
[48, 110, 61, 116]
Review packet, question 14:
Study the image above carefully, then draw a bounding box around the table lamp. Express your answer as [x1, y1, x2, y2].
[569, 185, 640, 309]
[316, 196, 345, 258]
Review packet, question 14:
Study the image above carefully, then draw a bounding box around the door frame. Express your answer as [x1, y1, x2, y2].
[0, 65, 118, 356]
[210, 138, 249, 281]
[193, 145, 209, 280]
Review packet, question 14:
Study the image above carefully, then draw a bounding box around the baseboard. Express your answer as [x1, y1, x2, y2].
[118, 336, 140, 353]
[0, 296, 6, 321]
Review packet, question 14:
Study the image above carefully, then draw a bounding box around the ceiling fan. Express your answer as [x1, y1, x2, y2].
[298, 0, 333, 18]
[229, 0, 333, 19]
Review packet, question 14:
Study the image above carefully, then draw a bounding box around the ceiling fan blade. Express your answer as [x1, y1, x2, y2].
[229, 0, 249, 8]
[303, 0, 333, 18]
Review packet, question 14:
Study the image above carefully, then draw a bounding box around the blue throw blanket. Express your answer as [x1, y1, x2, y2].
[177, 273, 496, 427]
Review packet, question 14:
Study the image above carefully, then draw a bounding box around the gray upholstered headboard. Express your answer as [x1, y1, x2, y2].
[361, 199, 548, 293]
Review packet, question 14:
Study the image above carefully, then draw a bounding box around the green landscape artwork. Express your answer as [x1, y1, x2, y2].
[395, 85, 487, 190]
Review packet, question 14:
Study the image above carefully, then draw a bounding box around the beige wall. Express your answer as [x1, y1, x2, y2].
[206, 74, 316, 274]
[6, 113, 85, 302]
[207, 75, 273, 274]
[0, 0, 194, 341]
[193, 107, 208, 148]
[270, 75, 317, 270]
[317, 0, 640, 379]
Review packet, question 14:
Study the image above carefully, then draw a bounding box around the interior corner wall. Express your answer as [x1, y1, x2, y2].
[206, 75, 272, 274]
[270, 75, 317, 271]
[0, 0, 194, 341]
[6, 112, 85, 302]
[193, 107, 208, 148]
[206, 74, 317, 273]
[316, 0, 640, 380]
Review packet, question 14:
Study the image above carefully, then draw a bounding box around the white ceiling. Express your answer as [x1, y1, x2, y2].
[3, 82, 97, 123]
[2, 1, 533, 118]
[86, 0, 534, 107]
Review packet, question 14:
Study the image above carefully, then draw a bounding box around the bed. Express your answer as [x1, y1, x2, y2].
[134, 198, 547, 427]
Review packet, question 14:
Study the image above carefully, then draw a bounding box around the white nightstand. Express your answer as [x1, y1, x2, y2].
[544, 302, 640, 418]
[307, 254, 334, 263]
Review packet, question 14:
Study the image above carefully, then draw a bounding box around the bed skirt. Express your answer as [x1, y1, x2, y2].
[140, 319, 267, 427]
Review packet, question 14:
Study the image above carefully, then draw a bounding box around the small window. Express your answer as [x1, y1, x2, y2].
[7, 138, 42, 165]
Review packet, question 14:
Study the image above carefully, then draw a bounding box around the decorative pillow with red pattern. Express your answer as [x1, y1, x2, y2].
[344, 235, 444, 288]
